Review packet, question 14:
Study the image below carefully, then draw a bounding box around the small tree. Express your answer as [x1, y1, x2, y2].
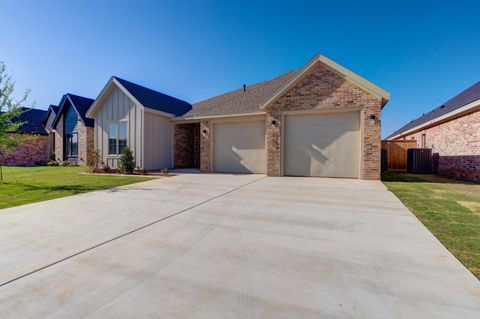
[118, 147, 135, 174]
[0, 62, 30, 183]
[87, 150, 101, 173]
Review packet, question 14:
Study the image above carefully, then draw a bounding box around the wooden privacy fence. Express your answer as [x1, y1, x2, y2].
[381, 140, 417, 170]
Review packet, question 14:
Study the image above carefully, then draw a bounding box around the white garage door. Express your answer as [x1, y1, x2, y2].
[214, 120, 266, 173]
[284, 112, 360, 178]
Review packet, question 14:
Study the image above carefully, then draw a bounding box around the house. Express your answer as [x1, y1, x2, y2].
[4, 108, 50, 165]
[386, 81, 480, 182]
[87, 54, 390, 179]
[86, 77, 192, 170]
[51, 94, 95, 165]
[42, 104, 60, 159]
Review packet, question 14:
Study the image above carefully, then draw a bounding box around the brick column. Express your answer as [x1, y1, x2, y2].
[200, 120, 211, 172]
[266, 112, 282, 176]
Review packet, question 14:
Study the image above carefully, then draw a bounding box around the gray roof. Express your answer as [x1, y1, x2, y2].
[184, 71, 297, 118]
[387, 81, 480, 139]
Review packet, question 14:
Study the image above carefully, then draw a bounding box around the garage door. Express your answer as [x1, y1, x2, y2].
[284, 112, 360, 178]
[214, 120, 266, 173]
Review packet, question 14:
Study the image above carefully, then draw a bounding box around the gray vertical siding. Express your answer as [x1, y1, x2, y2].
[93, 86, 143, 169]
[143, 111, 173, 170]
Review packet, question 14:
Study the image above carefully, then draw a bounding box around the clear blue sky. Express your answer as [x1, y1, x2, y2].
[1, 0, 478, 137]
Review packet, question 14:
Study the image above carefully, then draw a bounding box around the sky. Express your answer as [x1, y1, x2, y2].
[0, 0, 478, 138]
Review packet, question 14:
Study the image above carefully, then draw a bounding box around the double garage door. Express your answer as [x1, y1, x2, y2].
[213, 111, 360, 178]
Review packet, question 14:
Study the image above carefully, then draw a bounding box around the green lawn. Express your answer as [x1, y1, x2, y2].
[0, 166, 154, 210]
[382, 172, 480, 279]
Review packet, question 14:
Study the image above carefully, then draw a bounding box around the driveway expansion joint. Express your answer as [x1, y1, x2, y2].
[0, 176, 266, 289]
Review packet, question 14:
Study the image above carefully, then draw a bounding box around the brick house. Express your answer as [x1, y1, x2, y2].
[386, 81, 480, 182]
[51, 94, 95, 165]
[3, 108, 50, 166]
[87, 54, 390, 179]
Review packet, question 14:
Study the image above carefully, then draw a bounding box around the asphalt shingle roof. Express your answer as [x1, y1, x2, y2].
[184, 71, 297, 118]
[13, 107, 48, 135]
[114, 77, 192, 116]
[387, 81, 480, 139]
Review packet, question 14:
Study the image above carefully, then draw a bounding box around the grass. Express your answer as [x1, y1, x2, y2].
[382, 171, 480, 279]
[0, 166, 154, 210]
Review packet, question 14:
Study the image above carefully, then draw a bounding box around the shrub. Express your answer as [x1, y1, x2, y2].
[47, 161, 59, 166]
[118, 147, 135, 174]
[160, 167, 169, 176]
[87, 150, 101, 173]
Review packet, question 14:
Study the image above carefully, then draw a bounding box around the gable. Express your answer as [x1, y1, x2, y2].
[52, 94, 94, 129]
[64, 102, 79, 134]
[264, 61, 382, 113]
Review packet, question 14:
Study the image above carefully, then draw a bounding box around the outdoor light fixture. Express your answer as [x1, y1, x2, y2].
[271, 120, 277, 126]
[369, 114, 376, 125]
[202, 129, 207, 134]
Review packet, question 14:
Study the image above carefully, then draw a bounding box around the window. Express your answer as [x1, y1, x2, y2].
[108, 121, 128, 155]
[421, 134, 426, 148]
[66, 133, 78, 157]
[108, 123, 118, 155]
[119, 122, 127, 154]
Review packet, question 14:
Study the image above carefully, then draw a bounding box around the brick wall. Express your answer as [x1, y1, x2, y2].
[174, 123, 200, 168]
[3, 134, 49, 166]
[54, 114, 64, 161]
[400, 110, 480, 182]
[263, 62, 383, 179]
[78, 122, 94, 165]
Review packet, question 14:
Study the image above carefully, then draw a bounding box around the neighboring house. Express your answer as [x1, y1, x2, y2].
[51, 94, 95, 165]
[387, 81, 480, 182]
[4, 108, 50, 165]
[42, 104, 60, 159]
[87, 54, 390, 179]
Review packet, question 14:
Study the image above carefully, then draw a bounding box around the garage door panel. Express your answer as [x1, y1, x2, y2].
[284, 112, 360, 178]
[214, 121, 266, 174]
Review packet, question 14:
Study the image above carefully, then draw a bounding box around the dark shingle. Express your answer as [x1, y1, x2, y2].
[387, 81, 480, 139]
[67, 94, 95, 127]
[114, 77, 192, 116]
[184, 71, 297, 118]
[12, 107, 48, 135]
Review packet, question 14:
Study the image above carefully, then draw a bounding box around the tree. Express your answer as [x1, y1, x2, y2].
[0, 62, 30, 183]
[118, 147, 135, 174]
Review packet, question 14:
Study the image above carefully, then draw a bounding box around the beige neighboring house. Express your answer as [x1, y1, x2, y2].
[87, 54, 390, 179]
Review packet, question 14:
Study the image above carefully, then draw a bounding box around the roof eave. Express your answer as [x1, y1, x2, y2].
[388, 98, 480, 139]
[259, 54, 391, 110]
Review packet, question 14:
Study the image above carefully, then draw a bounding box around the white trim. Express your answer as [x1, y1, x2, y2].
[388, 99, 480, 140]
[259, 54, 390, 110]
[176, 112, 266, 122]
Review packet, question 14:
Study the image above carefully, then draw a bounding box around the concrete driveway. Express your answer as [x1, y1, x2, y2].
[0, 174, 479, 318]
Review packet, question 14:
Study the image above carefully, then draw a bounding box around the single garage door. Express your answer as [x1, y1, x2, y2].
[214, 120, 266, 173]
[284, 111, 360, 178]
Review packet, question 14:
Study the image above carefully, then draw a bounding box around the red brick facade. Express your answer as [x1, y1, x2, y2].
[263, 62, 383, 179]
[3, 134, 49, 166]
[398, 110, 480, 182]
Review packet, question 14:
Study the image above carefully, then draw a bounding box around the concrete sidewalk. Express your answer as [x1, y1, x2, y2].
[0, 175, 479, 318]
